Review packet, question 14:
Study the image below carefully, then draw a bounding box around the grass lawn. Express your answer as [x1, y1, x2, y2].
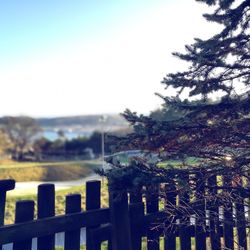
[55, 238, 182, 250]
[55, 242, 109, 250]
[0, 160, 101, 182]
[1, 159, 105, 224]
[111, 151, 201, 168]
[0, 160, 100, 169]
[157, 157, 201, 168]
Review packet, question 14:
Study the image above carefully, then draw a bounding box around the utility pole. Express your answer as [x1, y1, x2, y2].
[99, 115, 107, 173]
[101, 124, 105, 171]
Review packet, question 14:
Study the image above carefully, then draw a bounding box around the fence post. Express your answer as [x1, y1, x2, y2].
[64, 194, 81, 250]
[223, 175, 234, 250]
[195, 173, 206, 250]
[207, 175, 221, 250]
[0, 179, 15, 250]
[178, 174, 191, 250]
[234, 175, 247, 250]
[13, 200, 34, 250]
[146, 184, 160, 250]
[129, 185, 143, 250]
[109, 188, 132, 250]
[164, 181, 177, 250]
[37, 183, 55, 250]
[247, 172, 250, 250]
[0, 180, 15, 225]
[129, 202, 144, 250]
[129, 187, 142, 203]
[86, 180, 101, 250]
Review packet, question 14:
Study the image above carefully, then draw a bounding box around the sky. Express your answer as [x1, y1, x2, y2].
[0, 0, 220, 117]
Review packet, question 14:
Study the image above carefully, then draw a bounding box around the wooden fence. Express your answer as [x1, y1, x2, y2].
[0, 174, 249, 250]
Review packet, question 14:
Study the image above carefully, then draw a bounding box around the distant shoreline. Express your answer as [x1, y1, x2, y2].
[43, 130, 92, 141]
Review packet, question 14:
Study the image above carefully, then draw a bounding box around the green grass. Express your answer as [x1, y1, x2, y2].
[55, 241, 109, 250]
[157, 157, 201, 168]
[0, 160, 101, 182]
[0, 160, 100, 169]
[54, 238, 183, 250]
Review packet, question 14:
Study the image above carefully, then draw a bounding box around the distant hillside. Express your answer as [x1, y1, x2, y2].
[36, 114, 129, 133]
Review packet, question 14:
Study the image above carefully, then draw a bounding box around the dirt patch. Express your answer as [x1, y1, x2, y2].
[41, 165, 92, 181]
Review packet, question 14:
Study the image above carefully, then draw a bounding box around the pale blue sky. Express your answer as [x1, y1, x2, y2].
[0, 0, 219, 117]
[0, 0, 167, 62]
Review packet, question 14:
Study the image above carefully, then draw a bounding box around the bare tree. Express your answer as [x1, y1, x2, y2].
[0, 116, 42, 160]
[0, 129, 12, 157]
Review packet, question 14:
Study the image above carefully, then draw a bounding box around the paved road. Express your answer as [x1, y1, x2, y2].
[8, 173, 101, 196]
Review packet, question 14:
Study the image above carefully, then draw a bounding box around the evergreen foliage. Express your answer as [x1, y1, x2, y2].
[106, 0, 250, 190]
[164, 0, 250, 99]
[105, 4, 250, 243]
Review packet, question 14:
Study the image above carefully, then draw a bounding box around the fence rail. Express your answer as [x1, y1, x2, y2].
[0, 173, 249, 250]
[0, 179, 112, 250]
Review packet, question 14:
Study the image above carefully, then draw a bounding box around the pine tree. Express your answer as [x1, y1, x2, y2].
[103, 4, 250, 244]
[106, 3, 250, 246]
[104, 3, 250, 245]
[106, 0, 250, 192]
[164, 0, 250, 98]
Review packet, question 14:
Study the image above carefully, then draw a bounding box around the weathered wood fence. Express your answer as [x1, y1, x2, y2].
[0, 174, 249, 250]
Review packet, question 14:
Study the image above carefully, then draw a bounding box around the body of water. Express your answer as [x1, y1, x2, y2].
[43, 130, 92, 141]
